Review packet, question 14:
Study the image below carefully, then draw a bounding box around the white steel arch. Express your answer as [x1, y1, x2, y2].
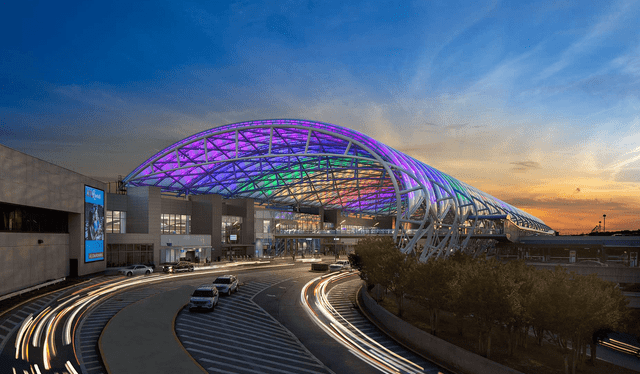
[123, 119, 553, 258]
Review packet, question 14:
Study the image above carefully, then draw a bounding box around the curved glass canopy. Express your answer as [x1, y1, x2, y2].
[123, 119, 553, 259]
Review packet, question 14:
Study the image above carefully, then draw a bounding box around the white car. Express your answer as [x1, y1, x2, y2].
[329, 260, 351, 272]
[213, 275, 239, 296]
[118, 264, 153, 276]
[189, 284, 219, 312]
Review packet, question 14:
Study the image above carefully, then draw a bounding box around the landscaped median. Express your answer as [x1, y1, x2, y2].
[358, 285, 522, 374]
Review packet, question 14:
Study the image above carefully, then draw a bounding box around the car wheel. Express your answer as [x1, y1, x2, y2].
[145, 270, 150, 275]
[126, 272, 132, 277]
[190, 267, 194, 272]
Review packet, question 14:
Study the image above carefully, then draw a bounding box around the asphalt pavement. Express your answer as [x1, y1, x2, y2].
[100, 285, 206, 374]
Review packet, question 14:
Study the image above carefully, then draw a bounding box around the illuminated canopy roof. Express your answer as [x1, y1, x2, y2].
[124, 119, 553, 259]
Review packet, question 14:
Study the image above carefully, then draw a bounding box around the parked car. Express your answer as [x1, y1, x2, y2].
[119, 264, 153, 276]
[213, 275, 239, 296]
[188, 284, 219, 312]
[162, 261, 195, 273]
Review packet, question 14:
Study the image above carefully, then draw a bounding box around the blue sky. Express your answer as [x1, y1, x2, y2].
[2, 0, 640, 233]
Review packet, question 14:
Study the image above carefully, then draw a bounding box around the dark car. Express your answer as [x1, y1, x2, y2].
[162, 261, 195, 273]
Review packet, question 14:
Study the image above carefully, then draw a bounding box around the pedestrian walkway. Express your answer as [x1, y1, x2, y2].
[100, 285, 206, 374]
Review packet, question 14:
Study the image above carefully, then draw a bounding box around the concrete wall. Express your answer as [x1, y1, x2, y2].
[0, 144, 87, 212]
[190, 194, 222, 259]
[160, 197, 192, 215]
[241, 199, 255, 246]
[126, 187, 152, 234]
[107, 193, 128, 211]
[0, 144, 107, 290]
[0, 233, 69, 296]
[360, 287, 523, 374]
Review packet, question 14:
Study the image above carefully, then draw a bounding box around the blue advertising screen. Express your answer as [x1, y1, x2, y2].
[84, 186, 105, 262]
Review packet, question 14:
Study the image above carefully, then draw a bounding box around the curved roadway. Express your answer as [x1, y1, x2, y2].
[0, 261, 450, 374]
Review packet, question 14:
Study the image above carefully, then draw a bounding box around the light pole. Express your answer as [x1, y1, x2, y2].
[603, 214, 606, 232]
[599, 221, 601, 232]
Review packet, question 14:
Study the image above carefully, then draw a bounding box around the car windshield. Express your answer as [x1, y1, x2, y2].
[192, 290, 214, 297]
[214, 278, 231, 284]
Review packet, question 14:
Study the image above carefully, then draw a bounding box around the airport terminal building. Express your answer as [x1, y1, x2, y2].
[1, 119, 572, 296]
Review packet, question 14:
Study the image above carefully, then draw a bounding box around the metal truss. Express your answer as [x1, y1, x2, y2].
[123, 119, 553, 258]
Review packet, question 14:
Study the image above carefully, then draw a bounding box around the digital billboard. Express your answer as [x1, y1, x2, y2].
[84, 186, 105, 262]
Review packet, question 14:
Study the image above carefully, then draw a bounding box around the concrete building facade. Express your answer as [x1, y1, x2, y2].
[0, 144, 107, 296]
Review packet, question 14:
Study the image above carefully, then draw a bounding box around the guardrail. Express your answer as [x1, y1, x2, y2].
[0, 277, 66, 302]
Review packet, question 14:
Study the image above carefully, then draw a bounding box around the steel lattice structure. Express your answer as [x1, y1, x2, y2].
[123, 119, 553, 260]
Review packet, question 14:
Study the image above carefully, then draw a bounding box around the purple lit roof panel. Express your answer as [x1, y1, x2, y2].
[123, 119, 548, 225]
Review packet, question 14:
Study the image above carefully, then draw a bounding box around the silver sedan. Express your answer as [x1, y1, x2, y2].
[118, 264, 153, 276]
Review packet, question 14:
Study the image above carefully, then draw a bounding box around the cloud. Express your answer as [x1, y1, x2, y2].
[538, 0, 639, 80]
[507, 195, 627, 210]
[510, 161, 541, 172]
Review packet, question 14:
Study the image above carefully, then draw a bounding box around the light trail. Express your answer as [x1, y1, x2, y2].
[14, 314, 33, 359]
[5, 262, 286, 372]
[600, 338, 640, 357]
[301, 271, 435, 374]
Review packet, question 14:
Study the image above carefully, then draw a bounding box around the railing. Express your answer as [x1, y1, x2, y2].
[274, 228, 397, 236]
[0, 277, 66, 302]
[274, 228, 512, 237]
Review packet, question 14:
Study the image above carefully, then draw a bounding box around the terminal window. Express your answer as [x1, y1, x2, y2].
[0, 203, 68, 233]
[106, 210, 126, 233]
[161, 214, 191, 234]
[106, 243, 154, 267]
[222, 215, 242, 243]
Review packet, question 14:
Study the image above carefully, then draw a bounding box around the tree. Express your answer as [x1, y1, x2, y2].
[411, 258, 455, 336]
[354, 236, 397, 300]
[497, 260, 537, 355]
[458, 258, 513, 358]
[354, 236, 417, 316]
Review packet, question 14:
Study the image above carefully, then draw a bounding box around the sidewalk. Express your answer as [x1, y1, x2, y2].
[99, 285, 206, 374]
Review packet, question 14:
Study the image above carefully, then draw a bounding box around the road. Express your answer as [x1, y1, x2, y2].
[0, 262, 280, 373]
[2, 260, 638, 373]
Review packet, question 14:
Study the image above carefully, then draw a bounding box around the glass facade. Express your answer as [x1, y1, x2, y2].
[255, 209, 323, 250]
[106, 210, 126, 233]
[222, 216, 242, 244]
[106, 243, 154, 267]
[0, 203, 68, 233]
[161, 214, 191, 234]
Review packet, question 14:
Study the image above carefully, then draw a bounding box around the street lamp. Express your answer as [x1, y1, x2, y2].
[603, 214, 606, 232]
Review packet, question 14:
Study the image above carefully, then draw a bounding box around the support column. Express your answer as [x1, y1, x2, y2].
[190, 194, 223, 261]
